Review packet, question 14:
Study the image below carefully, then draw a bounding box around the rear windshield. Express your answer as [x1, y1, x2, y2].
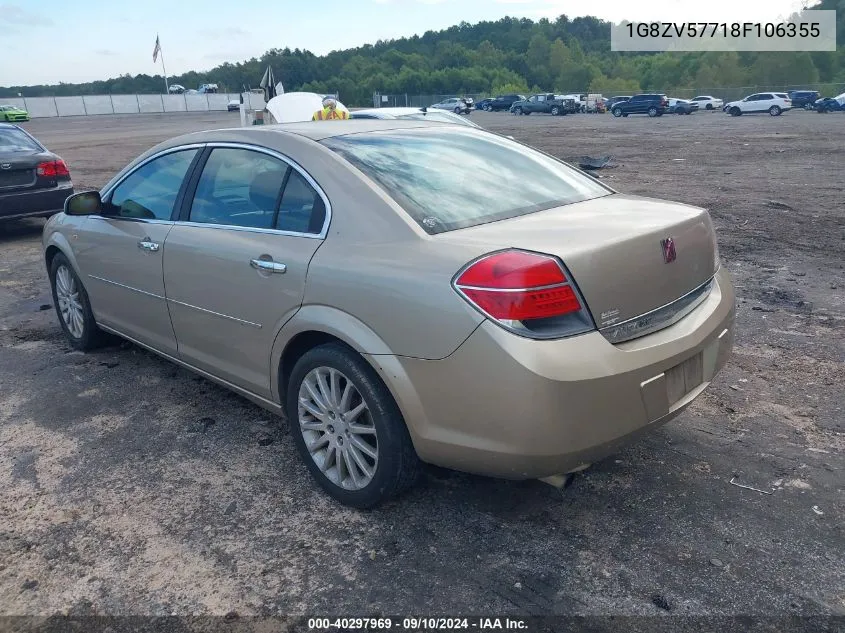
[0, 127, 41, 152]
[320, 128, 610, 234]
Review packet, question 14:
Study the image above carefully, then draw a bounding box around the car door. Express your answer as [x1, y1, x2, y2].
[745, 94, 765, 112]
[74, 147, 201, 356]
[162, 144, 328, 398]
[628, 96, 645, 113]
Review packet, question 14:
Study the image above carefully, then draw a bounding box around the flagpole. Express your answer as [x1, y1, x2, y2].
[156, 34, 170, 94]
[160, 43, 169, 94]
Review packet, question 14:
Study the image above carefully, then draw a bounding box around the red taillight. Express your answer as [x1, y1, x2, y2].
[36, 159, 70, 179]
[455, 250, 583, 321]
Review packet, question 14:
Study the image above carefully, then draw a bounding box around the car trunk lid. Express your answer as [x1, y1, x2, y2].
[0, 150, 59, 192]
[438, 194, 719, 337]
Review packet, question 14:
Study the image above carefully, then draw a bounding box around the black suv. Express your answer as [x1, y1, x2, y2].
[611, 94, 669, 118]
[481, 94, 525, 111]
[788, 90, 820, 109]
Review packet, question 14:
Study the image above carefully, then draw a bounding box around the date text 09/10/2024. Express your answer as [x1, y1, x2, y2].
[307, 617, 529, 630]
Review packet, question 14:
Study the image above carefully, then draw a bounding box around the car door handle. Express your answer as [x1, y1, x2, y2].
[138, 239, 160, 252]
[250, 259, 287, 274]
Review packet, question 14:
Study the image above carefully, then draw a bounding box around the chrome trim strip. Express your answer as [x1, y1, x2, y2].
[88, 275, 165, 300]
[167, 298, 262, 329]
[97, 323, 282, 412]
[170, 220, 323, 240]
[98, 141, 331, 238]
[456, 281, 570, 293]
[89, 216, 174, 226]
[600, 276, 715, 344]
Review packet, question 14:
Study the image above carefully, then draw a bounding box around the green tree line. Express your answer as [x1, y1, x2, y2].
[2, 1, 843, 105]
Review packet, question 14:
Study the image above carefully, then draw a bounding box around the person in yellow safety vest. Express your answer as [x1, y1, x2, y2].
[312, 96, 349, 121]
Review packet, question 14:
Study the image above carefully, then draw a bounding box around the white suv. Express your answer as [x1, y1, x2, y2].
[724, 93, 792, 116]
[689, 95, 723, 110]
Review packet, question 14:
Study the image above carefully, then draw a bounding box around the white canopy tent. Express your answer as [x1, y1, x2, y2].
[265, 92, 349, 124]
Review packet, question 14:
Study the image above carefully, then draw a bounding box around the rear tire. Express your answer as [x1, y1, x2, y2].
[647, 106, 658, 117]
[706, 103, 714, 110]
[286, 343, 421, 508]
[551, 106, 560, 116]
[49, 253, 105, 352]
[769, 106, 781, 116]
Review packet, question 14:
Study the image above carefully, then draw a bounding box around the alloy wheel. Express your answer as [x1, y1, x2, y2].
[55, 264, 84, 338]
[298, 366, 379, 491]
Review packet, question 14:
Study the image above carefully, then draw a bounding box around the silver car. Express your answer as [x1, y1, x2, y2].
[43, 120, 734, 508]
[351, 107, 480, 128]
[430, 97, 472, 114]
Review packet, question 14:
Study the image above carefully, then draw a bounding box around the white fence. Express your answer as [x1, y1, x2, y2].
[4, 92, 267, 118]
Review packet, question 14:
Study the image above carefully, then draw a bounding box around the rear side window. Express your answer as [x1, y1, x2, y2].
[775, 93, 789, 98]
[321, 128, 610, 235]
[0, 127, 41, 152]
[275, 170, 326, 234]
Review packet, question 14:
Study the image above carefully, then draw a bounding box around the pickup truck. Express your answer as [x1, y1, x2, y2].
[510, 94, 577, 116]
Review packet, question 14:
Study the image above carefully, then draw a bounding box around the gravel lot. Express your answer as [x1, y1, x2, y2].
[1, 111, 843, 622]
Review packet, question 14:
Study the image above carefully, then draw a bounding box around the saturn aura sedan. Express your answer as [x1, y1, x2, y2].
[43, 120, 735, 508]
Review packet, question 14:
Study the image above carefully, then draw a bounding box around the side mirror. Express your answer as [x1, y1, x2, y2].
[65, 190, 103, 216]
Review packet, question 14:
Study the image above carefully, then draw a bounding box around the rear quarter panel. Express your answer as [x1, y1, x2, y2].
[257, 130, 487, 361]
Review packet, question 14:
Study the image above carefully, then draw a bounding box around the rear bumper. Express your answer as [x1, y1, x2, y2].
[0, 183, 73, 220]
[381, 267, 735, 479]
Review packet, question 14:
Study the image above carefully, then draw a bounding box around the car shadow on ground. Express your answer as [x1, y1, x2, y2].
[0, 217, 47, 243]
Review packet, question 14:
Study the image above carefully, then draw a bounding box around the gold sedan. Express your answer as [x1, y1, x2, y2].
[43, 120, 734, 507]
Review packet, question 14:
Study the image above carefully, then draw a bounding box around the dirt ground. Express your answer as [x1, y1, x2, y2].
[0, 111, 843, 623]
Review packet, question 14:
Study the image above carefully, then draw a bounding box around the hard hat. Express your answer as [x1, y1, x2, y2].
[322, 95, 337, 107]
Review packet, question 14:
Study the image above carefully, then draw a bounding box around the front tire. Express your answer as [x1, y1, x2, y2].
[286, 343, 421, 508]
[612, 107, 622, 117]
[454, 107, 461, 114]
[730, 107, 742, 117]
[769, 106, 781, 116]
[49, 253, 104, 351]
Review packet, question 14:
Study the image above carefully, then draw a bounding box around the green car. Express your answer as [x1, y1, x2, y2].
[0, 104, 30, 122]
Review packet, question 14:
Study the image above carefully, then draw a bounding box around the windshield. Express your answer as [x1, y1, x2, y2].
[321, 128, 610, 235]
[0, 127, 41, 152]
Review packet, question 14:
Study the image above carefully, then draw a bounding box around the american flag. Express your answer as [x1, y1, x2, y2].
[152, 35, 161, 62]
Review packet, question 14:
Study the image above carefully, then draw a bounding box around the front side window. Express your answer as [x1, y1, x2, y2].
[322, 128, 610, 235]
[108, 149, 198, 220]
[189, 148, 286, 229]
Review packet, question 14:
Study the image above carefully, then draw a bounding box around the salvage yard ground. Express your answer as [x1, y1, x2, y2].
[0, 111, 843, 619]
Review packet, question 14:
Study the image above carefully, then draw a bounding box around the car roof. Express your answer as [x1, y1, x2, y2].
[162, 118, 461, 146]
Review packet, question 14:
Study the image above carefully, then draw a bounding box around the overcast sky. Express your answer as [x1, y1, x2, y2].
[0, 0, 813, 87]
